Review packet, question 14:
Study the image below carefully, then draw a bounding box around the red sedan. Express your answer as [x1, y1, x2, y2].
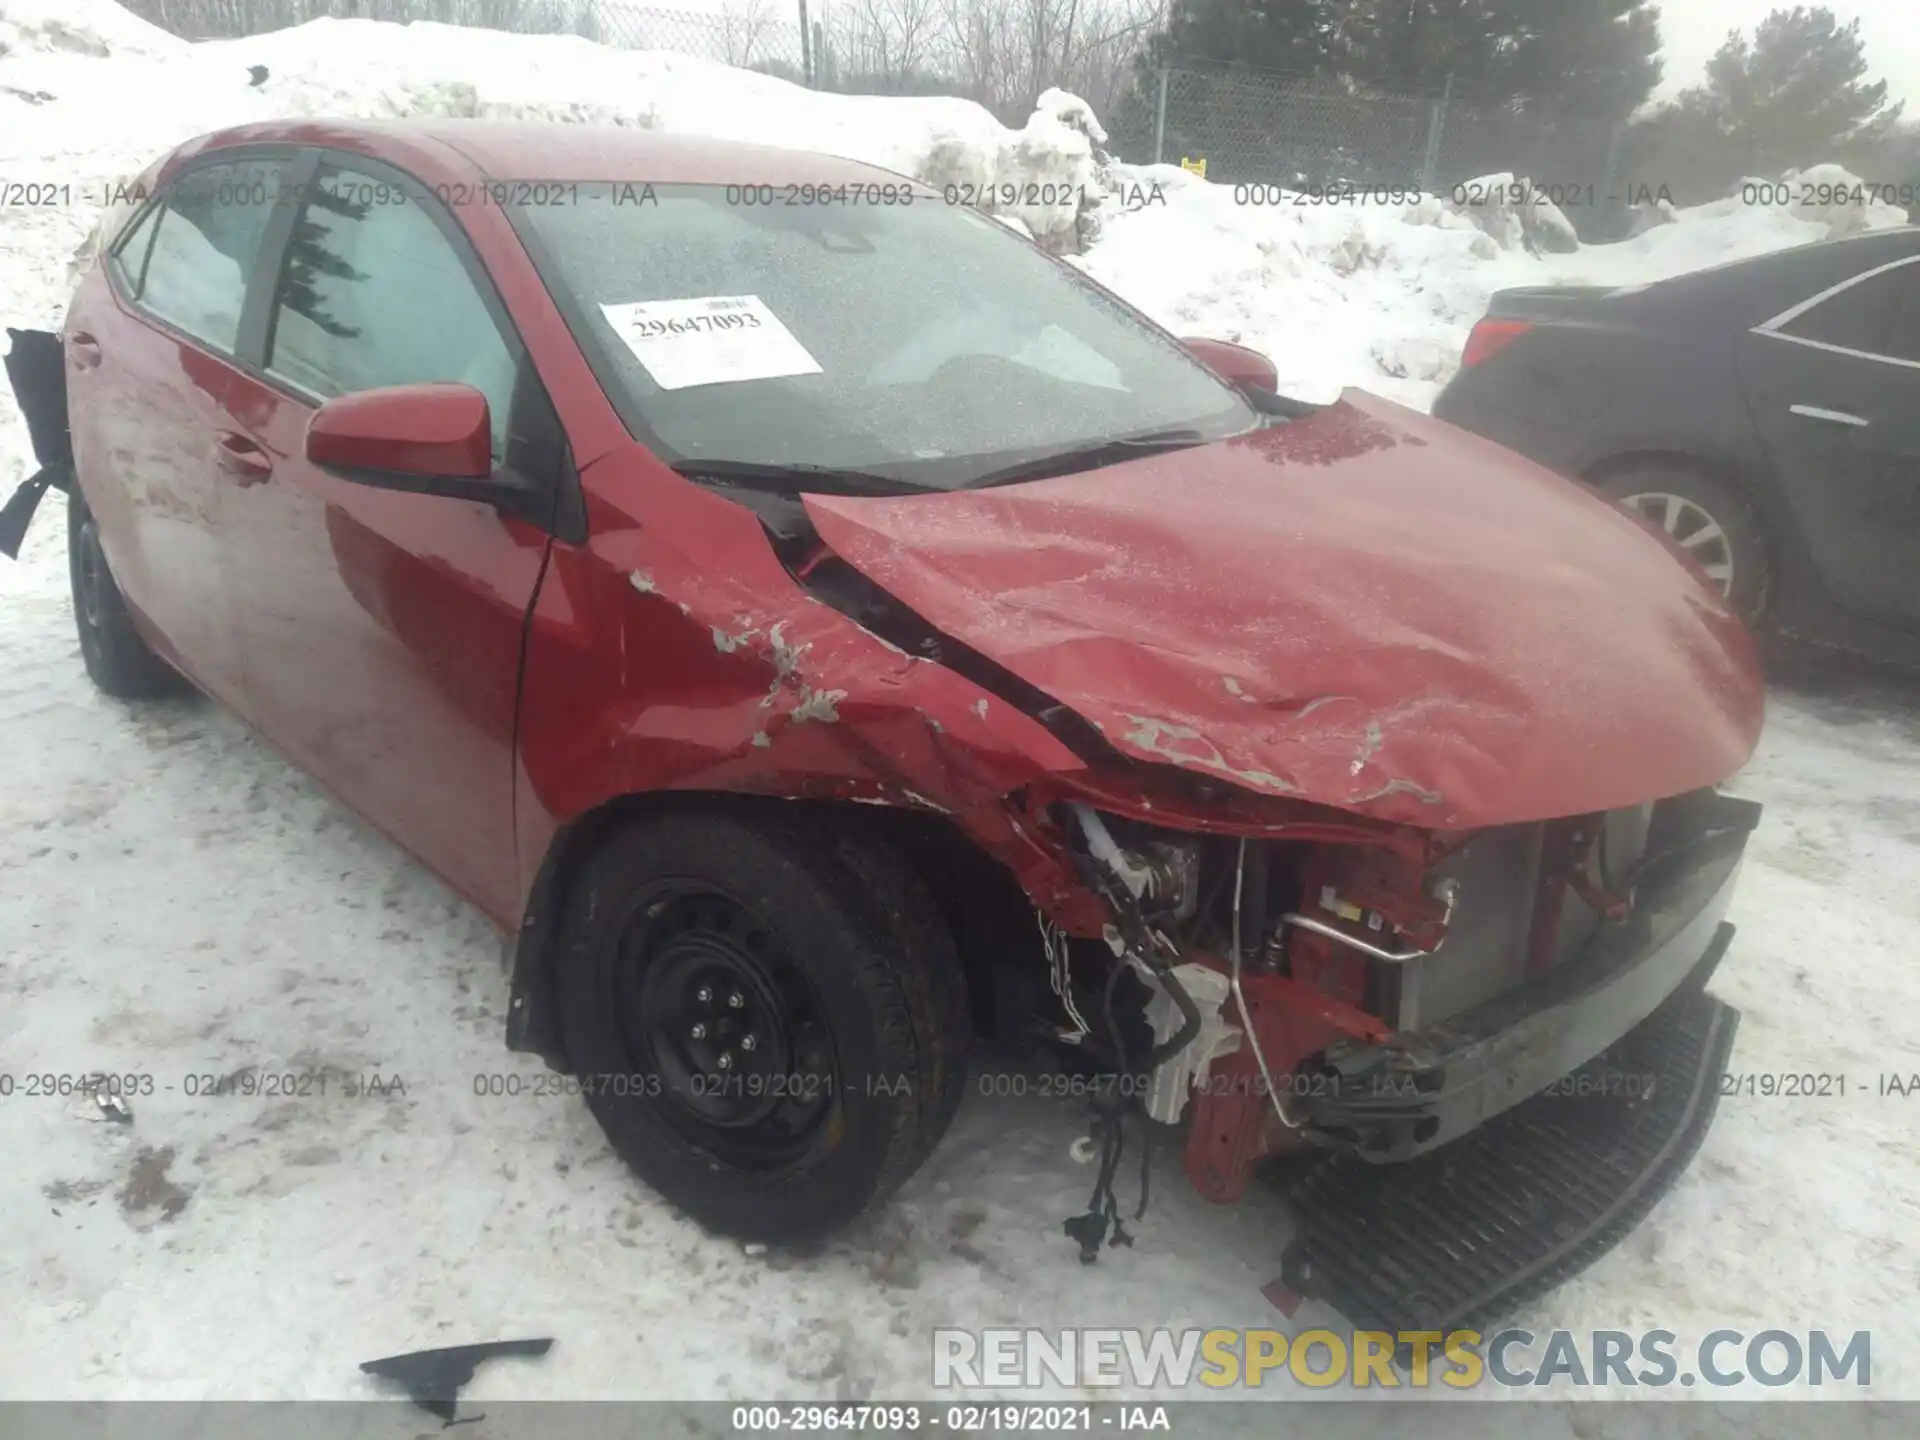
[3, 119, 1765, 1333]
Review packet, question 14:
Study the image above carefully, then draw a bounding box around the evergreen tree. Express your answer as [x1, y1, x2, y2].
[1627, 6, 1902, 200]
[1144, 0, 1662, 117]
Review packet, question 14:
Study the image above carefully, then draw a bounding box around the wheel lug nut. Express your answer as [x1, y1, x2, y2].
[696, 986, 712, 1003]
[717, 1052, 734, 1071]
[740, 1034, 757, 1052]
[690, 1023, 707, 1040]
[728, 992, 744, 1009]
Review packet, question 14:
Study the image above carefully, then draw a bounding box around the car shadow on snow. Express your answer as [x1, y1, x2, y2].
[1766, 641, 1920, 736]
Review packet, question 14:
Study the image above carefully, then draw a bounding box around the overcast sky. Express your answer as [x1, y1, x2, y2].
[655, 0, 1918, 109]
[1655, 0, 1920, 108]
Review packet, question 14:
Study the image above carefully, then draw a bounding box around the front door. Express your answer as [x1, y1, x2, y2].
[217, 153, 564, 923]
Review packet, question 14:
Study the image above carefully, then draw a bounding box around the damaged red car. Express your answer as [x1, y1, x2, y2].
[2, 119, 1766, 1335]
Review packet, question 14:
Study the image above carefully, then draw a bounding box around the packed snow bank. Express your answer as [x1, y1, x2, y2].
[1, 5, 1105, 267]
[1074, 159, 1909, 407]
[1, 0, 1910, 409]
[0, 0, 181, 59]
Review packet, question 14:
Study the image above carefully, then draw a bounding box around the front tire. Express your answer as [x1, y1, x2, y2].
[67, 490, 183, 699]
[1597, 464, 1772, 626]
[554, 807, 970, 1243]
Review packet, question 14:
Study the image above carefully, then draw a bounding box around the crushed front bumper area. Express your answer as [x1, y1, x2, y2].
[1278, 970, 1738, 1337]
[1293, 792, 1758, 1163]
[1270, 790, 1758, 1337]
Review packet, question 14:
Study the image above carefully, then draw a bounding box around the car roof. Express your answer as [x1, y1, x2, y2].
[1639, 224, 1920, 307]
[175, 118, 920, 189]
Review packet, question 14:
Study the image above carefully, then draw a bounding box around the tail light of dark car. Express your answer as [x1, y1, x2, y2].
[1460, 318, 1533, 369]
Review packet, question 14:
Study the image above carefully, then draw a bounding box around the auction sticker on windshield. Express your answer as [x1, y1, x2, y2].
[599, 295, 823, 390]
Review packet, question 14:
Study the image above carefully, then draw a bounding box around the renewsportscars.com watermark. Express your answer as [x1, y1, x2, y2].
[933, 1327, 1872, 1391]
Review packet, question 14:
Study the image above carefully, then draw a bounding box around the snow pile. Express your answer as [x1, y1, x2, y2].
[1, 5, 1104, 264]
[0, 0, 181, 59]
[1721, 163, 1914, 240]
[1441, 173, 1581, 254]
[1074, 158, 1909, 407]
[1074, 163, 1524, 404]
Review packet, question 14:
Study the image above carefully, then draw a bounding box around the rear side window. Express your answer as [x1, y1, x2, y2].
[133, 161, 290, 354]
[1781, 264, 1919, 359]
[1880, 274, 1920, 364]
[264, 163, 518, 460]
[108, 203, 163, 297]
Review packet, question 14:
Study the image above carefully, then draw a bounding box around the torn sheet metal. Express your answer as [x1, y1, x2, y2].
[360, 1337, 553, 1422]
[514, 453, 1099, 917]
[803, 390, 1766, 830]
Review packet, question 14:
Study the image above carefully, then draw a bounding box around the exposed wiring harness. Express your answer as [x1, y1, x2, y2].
[1060, 809, 1202, 1264]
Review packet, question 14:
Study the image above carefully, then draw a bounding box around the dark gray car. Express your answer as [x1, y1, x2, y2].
[1434, 225, 1920, 671]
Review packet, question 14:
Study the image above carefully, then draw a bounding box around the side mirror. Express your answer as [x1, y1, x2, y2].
[307, 383, 492, 483]
[1180, 336, 1279, 396]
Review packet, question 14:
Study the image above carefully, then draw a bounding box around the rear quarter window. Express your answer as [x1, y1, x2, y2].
[1780, 264, 1917, 358]
[132, 160, 291, 354]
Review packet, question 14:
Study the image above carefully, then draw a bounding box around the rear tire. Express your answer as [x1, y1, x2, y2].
[67, 490, 183, 699]
[1596, 464, 1771, 626]
[554, 807, 970, 1243]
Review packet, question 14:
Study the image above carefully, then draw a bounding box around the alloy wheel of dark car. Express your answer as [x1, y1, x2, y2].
[1600, 465, 1773, 627]
[553, 806, 970, 1242]
[1616, 491, 1737, 596]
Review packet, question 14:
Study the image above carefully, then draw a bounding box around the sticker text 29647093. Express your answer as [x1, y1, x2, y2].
[598, 295, 822, 391]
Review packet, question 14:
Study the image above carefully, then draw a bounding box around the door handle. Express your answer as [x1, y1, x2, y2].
[1788, 404, 1869, 428]
[68, 332, 103, 370]
[214, 430, 273, 485]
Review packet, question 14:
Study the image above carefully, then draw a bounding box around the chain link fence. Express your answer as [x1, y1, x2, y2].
[120, 6, 1636, 235]
[1106, 63, 1632, 237]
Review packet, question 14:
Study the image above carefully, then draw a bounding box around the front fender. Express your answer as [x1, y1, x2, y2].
[510, 446, 1093, 915]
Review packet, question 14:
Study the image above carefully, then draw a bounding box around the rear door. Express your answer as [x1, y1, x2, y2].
[66, 155, 297, 704]
[216, 152, 567, 922]
[1737, 256, 1920, 629]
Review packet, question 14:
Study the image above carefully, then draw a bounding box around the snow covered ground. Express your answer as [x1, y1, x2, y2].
[4, 0, 1920, 1411]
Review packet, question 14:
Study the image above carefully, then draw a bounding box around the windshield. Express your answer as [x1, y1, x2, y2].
[516, 183, 1257, 489]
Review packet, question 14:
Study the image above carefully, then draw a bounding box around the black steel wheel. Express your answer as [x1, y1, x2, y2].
[554, 805, 970, 1242]
[619, 887, 838, 1167]
[67, 489, 183, 699]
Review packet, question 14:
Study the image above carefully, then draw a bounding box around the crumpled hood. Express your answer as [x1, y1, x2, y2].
[803, 390, 1765, 831]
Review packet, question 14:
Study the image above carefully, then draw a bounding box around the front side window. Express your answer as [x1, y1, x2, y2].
[265, 163, 519, 460]
[134, 160, 291, 353]
[1782, 263, 1920, 360]
[518, 184, 1254, 488]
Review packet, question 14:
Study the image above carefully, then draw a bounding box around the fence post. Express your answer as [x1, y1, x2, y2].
[1153, 67, 1170, 167]
[1420, 71, 1453, 194]
[797, 0, 813, 86]
[1601, 118, 1626, 198]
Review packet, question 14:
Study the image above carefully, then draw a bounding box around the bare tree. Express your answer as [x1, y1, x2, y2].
[830, 0, 942, 88]
[129, 0, 1166, 123]
[718, 0, 776, 67]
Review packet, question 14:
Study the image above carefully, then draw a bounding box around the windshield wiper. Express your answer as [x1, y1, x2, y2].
[672, 458, 929, 496]
[968, 427, 1215, 488]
